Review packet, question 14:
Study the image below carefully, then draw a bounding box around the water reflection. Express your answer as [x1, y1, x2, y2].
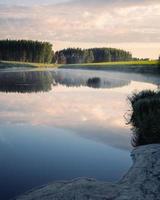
[0, 69, 159, 93]
[0, 69, 158, 150]
[53, 70, 130, 89]
[0, 68, 159, 200]
[0, 71, 53, 93]
[0, 69, 131, 93]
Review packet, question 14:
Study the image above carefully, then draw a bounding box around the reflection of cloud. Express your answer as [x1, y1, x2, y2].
[0, 75, 157, 150]
[0, 1, 160, 59]
[71, 125, 131, 151]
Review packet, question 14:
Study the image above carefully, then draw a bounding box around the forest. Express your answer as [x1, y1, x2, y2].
[0, 40, 54, 63]
[55, 48, 132, 64]
[0, 40, 133, 64]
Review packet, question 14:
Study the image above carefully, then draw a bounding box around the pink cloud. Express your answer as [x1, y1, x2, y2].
[0, 0, 160, 58]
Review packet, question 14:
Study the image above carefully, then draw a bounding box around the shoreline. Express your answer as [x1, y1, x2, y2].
[0, 61, 59, 69]
[0, 61, 159, 74]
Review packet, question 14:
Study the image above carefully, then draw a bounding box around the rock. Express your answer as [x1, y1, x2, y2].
[15, 144, 160, 200]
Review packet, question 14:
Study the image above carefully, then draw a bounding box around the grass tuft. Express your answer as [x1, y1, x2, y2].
[128, 90, 160, 147]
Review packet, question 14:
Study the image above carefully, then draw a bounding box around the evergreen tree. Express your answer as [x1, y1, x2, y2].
[0, 39, 54, 63]
[55, 47, 132, 64]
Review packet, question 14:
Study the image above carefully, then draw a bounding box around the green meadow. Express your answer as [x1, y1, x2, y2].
[0, 60, 158, 69]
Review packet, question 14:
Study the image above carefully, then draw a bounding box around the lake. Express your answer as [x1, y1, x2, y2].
[0, 68, 159, 200]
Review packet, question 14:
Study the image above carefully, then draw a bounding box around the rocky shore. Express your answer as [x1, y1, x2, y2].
[15, 144, 160, 200]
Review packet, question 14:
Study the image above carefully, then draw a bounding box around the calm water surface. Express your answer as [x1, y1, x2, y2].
[0, 68, 159, 200]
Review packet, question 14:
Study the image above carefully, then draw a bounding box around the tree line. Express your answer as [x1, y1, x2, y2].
[0, 40, 54, 63]
[55, 48, 94, 64]
[55, 48, 132, 64]
[0, 40, 134, 64]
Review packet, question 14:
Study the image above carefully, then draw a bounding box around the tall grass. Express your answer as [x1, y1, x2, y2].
[128, 90, 160, 147]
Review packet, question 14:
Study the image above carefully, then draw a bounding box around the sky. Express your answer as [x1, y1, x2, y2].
[0, 0, 160, 59]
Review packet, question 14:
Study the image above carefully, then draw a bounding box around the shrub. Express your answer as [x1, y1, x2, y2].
[128, 90, 160, 147]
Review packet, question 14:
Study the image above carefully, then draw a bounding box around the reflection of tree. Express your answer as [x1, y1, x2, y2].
[0, 70, 131, 94]
[87, 77, 101, 88]
[0, 71, 54, 93]
[54, 71, 130, 89]
[87, 77, 131, 89]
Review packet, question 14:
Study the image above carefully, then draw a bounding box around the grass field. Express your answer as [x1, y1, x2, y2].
[67, 60, 158, 66]
[0, 60, 159, 70]
[0, 61, 59, 69]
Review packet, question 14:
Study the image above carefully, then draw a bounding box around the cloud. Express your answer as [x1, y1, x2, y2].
[0, 84, 131, 150]
[0, 0, 160, 58]
[0, 0, 70, 6]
